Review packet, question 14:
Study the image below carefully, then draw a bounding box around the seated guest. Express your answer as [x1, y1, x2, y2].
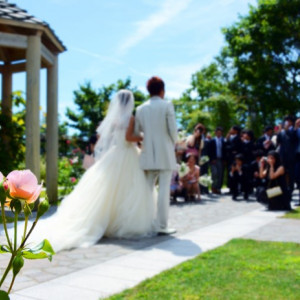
[250, 150, 264, 192]
[180, 153, 201, 202]
[170, 166, 182, 203]
[256, 126, 276, 156]
[259, 151, 291, 211]
[228, 154, 251, 200]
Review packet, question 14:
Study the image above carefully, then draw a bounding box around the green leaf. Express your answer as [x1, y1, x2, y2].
[0, 245, 11, 253]
[0, 290, 10, 300]
[22, 239, 55, 261]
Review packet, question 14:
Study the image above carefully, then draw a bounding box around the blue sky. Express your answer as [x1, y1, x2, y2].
[11, 0, 257, 123]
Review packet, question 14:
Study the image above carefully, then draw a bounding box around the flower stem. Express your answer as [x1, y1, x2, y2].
[0, 254, 14, 288]
[7, 274, 16, 294]
[1, 204, 13, 251]
[13, 212, 18, 252]
[22, 216, 29, 244]
[19, 216, 39, 249]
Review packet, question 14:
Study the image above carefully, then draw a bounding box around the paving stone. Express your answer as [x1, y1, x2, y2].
[4, 192, 300, 299]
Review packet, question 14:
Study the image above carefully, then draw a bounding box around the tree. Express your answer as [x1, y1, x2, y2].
[0, 91, 26, 174]
[175, 63, 244, 133]
[66, 78, 147, 139]
[221, 0, 300, 128]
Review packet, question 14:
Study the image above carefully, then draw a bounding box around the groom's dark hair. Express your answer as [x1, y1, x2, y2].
[147, 76, 165, 96]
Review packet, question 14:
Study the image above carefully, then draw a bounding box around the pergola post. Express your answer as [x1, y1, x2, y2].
[25, 33, 41, 179]
[1, 62, 12, 118]
[46, 55, 58, 203]
[1, 62, 12, 149]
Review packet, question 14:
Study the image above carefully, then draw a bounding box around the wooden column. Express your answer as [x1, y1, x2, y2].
[25, 33, 41, 180]
[46, 55, 58, 203]
[1, 62, 13, 118]
[1, 62, 13, 150]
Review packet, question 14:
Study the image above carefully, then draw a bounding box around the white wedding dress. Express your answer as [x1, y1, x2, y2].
[22, 91, 157, 252]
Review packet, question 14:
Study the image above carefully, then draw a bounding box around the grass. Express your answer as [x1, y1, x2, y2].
[283, 207, 300, 220]
[107, 239, 300, 300]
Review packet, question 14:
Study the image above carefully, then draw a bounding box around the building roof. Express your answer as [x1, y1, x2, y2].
[0, 0, 66, 52]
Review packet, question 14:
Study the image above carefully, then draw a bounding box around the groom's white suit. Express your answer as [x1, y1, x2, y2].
[135, 96, 177, 231]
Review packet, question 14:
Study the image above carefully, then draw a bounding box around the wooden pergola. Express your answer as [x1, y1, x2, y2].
[0, 0, 66, 202]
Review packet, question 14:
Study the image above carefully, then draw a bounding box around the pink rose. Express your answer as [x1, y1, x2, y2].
[70, 177, 76, 183]
[6, 170, 42, 204]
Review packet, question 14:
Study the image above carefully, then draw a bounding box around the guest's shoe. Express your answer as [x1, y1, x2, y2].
[158, 228, 177, 235]
[212, 187, 217, 194]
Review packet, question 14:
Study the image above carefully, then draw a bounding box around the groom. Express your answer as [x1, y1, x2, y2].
[135, 76, 178, 235]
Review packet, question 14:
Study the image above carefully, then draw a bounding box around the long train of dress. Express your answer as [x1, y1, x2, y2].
[14, 134, 157, 252]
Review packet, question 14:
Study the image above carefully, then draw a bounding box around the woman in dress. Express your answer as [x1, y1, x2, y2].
[259, 150, 291, 211]
[180, 153, 201, 201]
[25, 90, 157, 252]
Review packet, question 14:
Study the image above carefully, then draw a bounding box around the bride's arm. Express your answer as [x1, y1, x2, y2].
[126, 116, 143, 142]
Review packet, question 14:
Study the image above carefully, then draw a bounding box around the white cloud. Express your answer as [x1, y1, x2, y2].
[118, 0, 192, 55]
[70, 47, 124, 65]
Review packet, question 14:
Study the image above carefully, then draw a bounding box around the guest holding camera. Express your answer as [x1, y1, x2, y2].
[259, 151, 291, 211]
[228, 154, 251, 200]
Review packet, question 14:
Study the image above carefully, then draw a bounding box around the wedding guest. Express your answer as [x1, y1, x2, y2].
[295, 118, 300, 203]
[228, 154, 251, 200]
[180, 153, 201, 202]
[259, 150, 291, 211]
[241, 129, 256, 165]
[82, 134, 98, 170]
[225, 125, 243, 167]
[186, 123, 205, 161]
[276, 116, 298, 197]
[170, 166, 182, 203]
[250, 150, 264, 192]
[199, 127, 211, 194]
[225, 125, 243, 191]
[256, 126, 276, 156]
[208, 127, 226, 194]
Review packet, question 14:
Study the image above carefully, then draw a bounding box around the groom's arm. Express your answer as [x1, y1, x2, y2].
[166, 102, 178, 144]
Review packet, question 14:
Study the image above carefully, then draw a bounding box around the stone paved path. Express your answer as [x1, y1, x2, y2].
[0, 192, 298, 299]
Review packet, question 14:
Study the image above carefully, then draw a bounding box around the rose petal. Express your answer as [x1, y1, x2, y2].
[27, 184, 43, 204]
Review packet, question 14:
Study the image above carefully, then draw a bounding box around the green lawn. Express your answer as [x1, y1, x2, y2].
[107, 239, 300, 300]
[283, 207, 300, 220]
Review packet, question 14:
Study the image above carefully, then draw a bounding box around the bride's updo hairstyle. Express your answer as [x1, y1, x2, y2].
[118, 89, 133, 107]
[146, 76, 165, 96]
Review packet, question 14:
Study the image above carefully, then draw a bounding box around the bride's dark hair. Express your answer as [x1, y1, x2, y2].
[119, 90, 131, 106]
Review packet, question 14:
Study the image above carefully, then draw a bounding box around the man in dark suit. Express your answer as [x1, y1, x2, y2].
[256, 126, 276, 156]
[225, 125, 243, 167]
[277, 116, 298, 197]
[240, 129, 256, 165]
[225, 125, 243, 191]
[208, 127, 226, 194]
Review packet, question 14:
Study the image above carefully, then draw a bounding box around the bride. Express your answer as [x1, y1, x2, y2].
[26, 90, 157, 252]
